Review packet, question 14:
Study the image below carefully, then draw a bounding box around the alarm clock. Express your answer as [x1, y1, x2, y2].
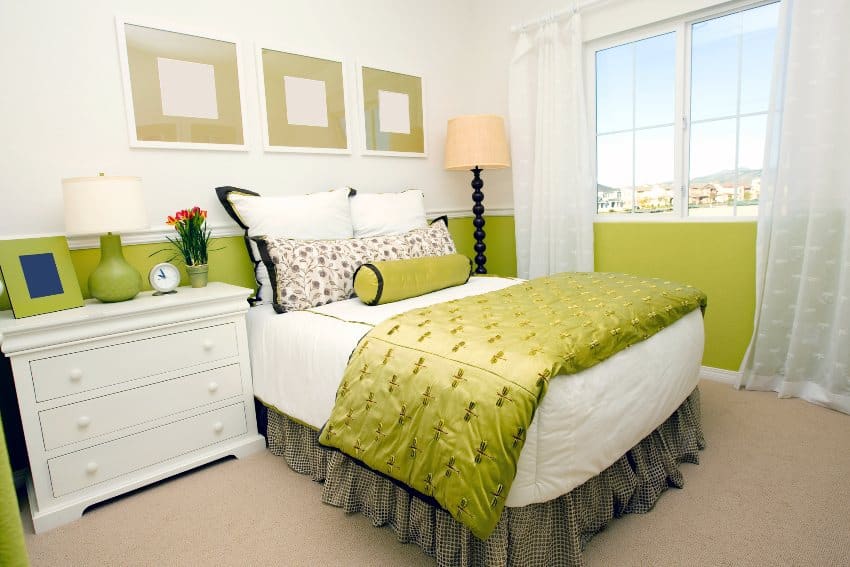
[149, 262, 180, 295]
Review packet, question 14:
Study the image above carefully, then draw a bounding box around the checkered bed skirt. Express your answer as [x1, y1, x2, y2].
[266, 387, 705, 566]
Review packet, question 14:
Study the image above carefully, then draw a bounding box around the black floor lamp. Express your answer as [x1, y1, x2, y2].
[445, 115, 511, 274]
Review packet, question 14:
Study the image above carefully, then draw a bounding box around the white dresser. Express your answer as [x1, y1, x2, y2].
[0, 282, 265, 533]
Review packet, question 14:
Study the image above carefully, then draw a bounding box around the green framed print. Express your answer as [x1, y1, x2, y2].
[116, 18, 248, 150]
[0, 237, 84, 318]
[358, 64, 426, 157]
[258, 47, 350, 153]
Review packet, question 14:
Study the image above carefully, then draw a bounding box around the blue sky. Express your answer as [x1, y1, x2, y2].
[596, 1, 779, 188]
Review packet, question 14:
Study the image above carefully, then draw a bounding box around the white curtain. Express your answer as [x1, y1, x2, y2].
[739, 0, 850, 414]
[509, 14, 594, 279]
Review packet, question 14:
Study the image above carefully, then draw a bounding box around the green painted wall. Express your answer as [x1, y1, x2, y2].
[0, 219, 755, 370]
[0, 222, 514, 309]
[447, 216, 517, 278]
[0, 236, 255, 310]
[594, 222, 756, 370]
[67, 236, 257, 297]
[451, 218, 757, 370]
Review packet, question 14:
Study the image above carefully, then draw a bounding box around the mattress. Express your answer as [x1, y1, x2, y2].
[246, 276, 704, 507]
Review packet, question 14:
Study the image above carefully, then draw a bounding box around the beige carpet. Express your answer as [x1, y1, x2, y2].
[21, 380, 850, 566]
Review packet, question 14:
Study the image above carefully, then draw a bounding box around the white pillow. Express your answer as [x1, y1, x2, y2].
[222, 187, 354, 304]
[349, 190, 427, 237]
[228, 187, 353, 240]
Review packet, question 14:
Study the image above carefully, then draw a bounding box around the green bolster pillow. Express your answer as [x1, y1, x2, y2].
[354, 254, 473, 306]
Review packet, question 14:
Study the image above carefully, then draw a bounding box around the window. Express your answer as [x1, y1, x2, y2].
[591, 2, 780, 218]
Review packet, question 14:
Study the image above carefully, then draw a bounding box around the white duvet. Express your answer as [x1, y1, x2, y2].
[247, 276, 704, 507]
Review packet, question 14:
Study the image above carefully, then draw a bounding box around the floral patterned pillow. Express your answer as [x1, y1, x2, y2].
[253, 234, 410, 313]
[405, 220, 457, 258]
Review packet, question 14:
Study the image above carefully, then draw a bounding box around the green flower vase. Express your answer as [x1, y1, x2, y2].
[185, 264, 209, 288]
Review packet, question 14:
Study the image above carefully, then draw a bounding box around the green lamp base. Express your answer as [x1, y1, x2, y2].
[89, 233, 142, 303]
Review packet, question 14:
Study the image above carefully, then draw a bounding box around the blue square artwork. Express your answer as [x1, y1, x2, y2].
[19, 253, 64, 299]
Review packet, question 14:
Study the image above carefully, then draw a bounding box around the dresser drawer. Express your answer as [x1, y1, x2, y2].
[48, 403, 248, 497]
[39, 364, 244, 451]
[30, 323, 238, 402]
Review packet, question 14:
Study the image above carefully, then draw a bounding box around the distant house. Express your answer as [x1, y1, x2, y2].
[636, 184, 674, 211]
[689, 183, 718, 206]
[597, 185, 625, 212]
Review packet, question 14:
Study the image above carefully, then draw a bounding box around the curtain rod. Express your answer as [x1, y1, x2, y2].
[510, 0, 617, 33]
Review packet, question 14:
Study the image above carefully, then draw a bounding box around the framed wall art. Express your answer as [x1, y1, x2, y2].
[257, 47, 351, 153]
[357, 63, 426, 157]
[116, 18, 249, 150]
[0, 237, 84, 318]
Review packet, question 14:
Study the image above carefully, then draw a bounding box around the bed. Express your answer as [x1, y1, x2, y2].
[215, 185, 706, 565]
[247, 276, 705, 565]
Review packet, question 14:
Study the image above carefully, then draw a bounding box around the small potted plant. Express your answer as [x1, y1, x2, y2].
[161, 206, 213, 287]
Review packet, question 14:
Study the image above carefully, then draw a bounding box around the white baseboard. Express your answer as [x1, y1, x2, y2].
[700, 365, 741, 385]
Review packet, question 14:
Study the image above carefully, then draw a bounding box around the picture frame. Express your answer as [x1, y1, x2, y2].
[0, 237, 84, 319]
[115, 17, 249, 151]
[357, 63, 427, 157]
[257, 46, 352, 154]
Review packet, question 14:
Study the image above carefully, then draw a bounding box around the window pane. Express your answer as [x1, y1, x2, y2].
[597, 132, 633, 213]
[691, 12, 741, 121]
[596, 44, 633, 133]
[740, 3, 780, 114]
[635, 126, 674, 186]
[736, 114, 767, 214]
[635, 126, 675, 213]
[738, 114, 766, 172]
[635, 33, 675, 128]
[689, 119, 736, 216]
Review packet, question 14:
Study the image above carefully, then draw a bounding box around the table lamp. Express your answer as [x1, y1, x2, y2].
[62, 174, 148, 302]
[444, 115, 510, 274]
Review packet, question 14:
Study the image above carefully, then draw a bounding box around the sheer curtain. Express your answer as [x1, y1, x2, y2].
[739, 0, 850, 414]
[508, 13, 594, 279]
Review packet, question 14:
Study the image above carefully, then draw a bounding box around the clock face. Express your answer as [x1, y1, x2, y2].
[149, 263, 181, 294]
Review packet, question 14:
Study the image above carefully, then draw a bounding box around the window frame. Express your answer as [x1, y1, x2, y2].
[585, 0, 779, 223]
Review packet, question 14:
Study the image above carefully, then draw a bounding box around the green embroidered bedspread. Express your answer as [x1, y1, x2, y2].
[319, 272, 707, 539]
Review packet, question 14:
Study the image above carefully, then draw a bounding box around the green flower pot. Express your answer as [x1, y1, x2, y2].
[185, 264, 209, 288]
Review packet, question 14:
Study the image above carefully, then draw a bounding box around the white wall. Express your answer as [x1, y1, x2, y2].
[0, 0, 744, 241]
[0, 0, 480, 239]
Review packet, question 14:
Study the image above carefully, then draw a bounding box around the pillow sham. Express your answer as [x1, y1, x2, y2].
[353, 254, 473, 306]
[215, 186, 355, 304]
[405, 217, 457, 258]
[349, 189, 427, 237]
[253, 233, 411, 313]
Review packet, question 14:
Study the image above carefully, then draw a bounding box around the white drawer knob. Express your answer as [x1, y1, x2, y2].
[213, 421, 224, 434]
[69, 368, 83, 382]
[202, 340, 215, 352]
[77, 416, 91, 428]
[86, 462, 99, 474]
[208, 382, 219, 393]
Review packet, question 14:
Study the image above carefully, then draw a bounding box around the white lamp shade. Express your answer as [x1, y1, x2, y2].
[62, 176, 148, 235]
[444, 115, 511, 171]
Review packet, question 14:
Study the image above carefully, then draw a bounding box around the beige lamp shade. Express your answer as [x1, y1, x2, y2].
[62, 175, 148, 235]
[444, 114, 511, 171]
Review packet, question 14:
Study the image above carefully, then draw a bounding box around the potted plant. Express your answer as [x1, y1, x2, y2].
[161, 206, 213, 287]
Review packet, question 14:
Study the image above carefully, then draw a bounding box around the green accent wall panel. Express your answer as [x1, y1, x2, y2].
[0, 236, 256, 307]
[69, 236, 257, 298]
[447, 216, 517, 278]
[594, 222, 756, 370]
[1, 219, 754, 371]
